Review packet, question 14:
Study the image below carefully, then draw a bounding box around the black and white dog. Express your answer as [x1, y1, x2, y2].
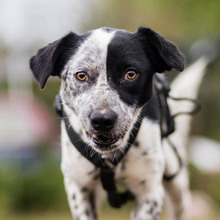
[30, 27, 206, 220]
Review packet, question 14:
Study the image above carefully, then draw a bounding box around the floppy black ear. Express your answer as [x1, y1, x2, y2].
[30, 32, 79, 89]
[136, 27, 185, 73]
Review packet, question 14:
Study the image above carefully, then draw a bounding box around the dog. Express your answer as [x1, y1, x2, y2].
[30, 27, 206, 220]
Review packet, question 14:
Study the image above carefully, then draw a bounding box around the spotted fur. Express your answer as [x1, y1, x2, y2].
[29, 26, 199, 220]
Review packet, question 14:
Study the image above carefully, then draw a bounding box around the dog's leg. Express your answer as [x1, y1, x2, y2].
[61, 122, 103, 220]
[122, 119, 165, 220]
[120, 151, 165, 220]
[128, 160, 165, 220]
[131, 186, 164, 220]
[63, 177, 100, 220]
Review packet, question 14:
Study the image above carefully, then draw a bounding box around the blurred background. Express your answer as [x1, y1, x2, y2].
[0, 0, 219, 219]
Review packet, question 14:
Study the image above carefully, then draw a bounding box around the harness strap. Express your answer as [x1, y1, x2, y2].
[169, 96, 201, 118]
[154, 74, 200, 181]
[163, 138, 184, 181]
[55, 95, 138, 208]
[154, 74, 175, 137]
[56, 95, 105, 167]
[100, 166, 134, 208]
[161, 95, 200, 181]
[63, 112, 104, 167]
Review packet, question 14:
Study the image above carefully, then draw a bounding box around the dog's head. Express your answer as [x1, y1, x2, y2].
[30, 27, 184, 154]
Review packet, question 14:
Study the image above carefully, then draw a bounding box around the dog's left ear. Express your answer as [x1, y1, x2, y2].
[136, 27, 185, 73]
[30, 32, 79, 89]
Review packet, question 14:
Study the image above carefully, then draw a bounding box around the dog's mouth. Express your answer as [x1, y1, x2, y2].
[92, 134, 118, 146]
[85, 131, 120, 151]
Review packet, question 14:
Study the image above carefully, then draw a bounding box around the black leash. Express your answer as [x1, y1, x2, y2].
[163, 137, 184, 181]
[154, 74, 201, 181]
[154, 74, 175, 138]
[169, 96, 201, 118]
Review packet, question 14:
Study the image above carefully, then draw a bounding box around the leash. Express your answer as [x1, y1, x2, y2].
[55, 75, 200, 207]
[154, 74, 201, 181]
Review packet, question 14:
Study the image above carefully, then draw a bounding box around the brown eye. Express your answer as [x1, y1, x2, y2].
[125, 70, 137, 80]
[76, 72, 87, 81]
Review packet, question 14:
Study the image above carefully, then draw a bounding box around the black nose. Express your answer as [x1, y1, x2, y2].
[90, 109, 117, 131]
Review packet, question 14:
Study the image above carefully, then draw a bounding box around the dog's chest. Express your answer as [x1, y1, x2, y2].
[115, 120, 164, 190]
[61, 118, 164, 191]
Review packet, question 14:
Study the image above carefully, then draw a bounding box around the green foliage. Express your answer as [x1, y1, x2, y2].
[85, 0, 220, 40]
[191, 57, 220, 141]
[189, 163, 220, 205]
[0, 158, 69, 215]
[32, 79, 60, 112]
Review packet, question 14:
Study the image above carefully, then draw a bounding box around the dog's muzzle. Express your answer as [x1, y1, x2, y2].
[90, 109, 118, 148]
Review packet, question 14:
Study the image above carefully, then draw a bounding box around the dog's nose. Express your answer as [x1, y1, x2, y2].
[90, 109, 117, 131]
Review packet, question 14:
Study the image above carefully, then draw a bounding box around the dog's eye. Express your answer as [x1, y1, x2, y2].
[76, 72, 87, 81]
[125, 70, 137, 80]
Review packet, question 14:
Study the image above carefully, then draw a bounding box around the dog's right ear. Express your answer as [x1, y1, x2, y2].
[30, 32, 79, 89]
[136, 27, 185, 73]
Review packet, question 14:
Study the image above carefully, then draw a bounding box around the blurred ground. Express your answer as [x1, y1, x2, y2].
[2, 210, 220, 220]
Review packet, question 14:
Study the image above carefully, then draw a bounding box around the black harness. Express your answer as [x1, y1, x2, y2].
[55, 95, 143, 208]
[55, 75, 200, 208]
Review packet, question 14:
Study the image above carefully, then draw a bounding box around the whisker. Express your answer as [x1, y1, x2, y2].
[90, 149, 97, 158]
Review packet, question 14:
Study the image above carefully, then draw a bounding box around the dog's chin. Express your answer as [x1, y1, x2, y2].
[92, 143, 120, 154]
[86, 132, 124, 154]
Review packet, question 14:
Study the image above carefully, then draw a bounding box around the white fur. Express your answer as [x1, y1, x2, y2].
[117, 119, 165, 219]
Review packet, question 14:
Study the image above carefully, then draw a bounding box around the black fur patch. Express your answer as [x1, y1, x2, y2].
[141, 90, 160, 121]
[106, 27, 184, 110]
[30, 32, 89, 89]
[136, 27, 185, 73]
[107, 30, 154, 107]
